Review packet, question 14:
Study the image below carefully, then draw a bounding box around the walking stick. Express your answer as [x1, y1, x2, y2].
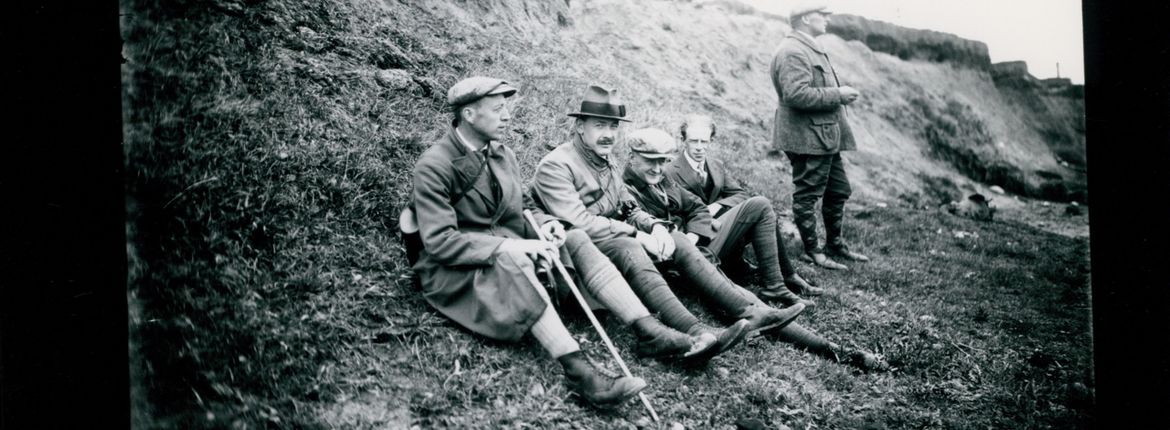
[522, 210, 660, 422]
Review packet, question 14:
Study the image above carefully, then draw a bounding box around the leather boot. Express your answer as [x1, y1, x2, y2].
[558, 351, 648, 407]
[783, 274, 824, 297]
[687, 319, 751, 354]
[736, 303, 805, 336]
[758, 284, 817, 312]
[828, 243, 870, 262]
[631, 316, 718, 362]
[809, 252, 848, 270]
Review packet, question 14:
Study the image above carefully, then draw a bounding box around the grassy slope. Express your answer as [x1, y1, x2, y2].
[123, 0, 1091, 428]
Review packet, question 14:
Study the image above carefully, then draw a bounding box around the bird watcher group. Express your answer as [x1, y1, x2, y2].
[400, 3, 887, 410]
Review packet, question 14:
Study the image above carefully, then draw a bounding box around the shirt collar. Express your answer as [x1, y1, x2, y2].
[455, 127, 501, 157]
[683, 151, 705, 174]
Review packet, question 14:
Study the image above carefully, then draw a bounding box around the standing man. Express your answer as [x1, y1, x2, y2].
[771, 3, 870, 270]
[410, 77, 704, 408]
[667, 114, 823, 302]
[531, 85, 788, 356]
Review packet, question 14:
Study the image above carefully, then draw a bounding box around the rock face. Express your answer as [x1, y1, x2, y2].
[827, 14, 991, 71]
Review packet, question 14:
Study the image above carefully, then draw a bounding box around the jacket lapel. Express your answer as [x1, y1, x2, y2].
[445, 131, 485, 204]
[485, 142, 513, 224]
[671, 155, 704, 198]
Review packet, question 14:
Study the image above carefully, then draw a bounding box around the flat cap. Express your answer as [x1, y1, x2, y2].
[627, 128, 677, 159]
[446, 76, 517, 111]
[789, 2, 832, 21]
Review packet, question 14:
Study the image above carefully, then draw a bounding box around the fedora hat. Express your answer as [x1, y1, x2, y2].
[567, 85, 631, 122]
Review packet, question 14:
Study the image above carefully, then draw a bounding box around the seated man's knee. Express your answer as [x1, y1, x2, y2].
[564, 229, 592, 250]
[744, 195, 772, 211]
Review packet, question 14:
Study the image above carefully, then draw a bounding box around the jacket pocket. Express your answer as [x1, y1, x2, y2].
[809, 114, 840, 151]
[812, 65, 830, 87]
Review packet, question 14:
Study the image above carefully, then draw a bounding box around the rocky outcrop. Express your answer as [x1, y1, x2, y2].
[827, 14, 990, 71]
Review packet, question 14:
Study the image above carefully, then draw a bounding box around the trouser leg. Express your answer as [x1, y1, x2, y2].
[523, 262, 581, 359]
[563, 230, 651, 324]
[786, 152, 833, 255]
[596, 236, 700, 332]
[821, 153, 852, 247]
[775, 227, 798, 278]
[667, 230, 754, 314]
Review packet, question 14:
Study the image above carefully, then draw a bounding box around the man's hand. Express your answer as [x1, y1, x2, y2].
[707, 203, 723, 217]
[650, 224, 676, 258]
[540, 220, 566, 248]
[711, 218, 722, 231]
[685, 232, 701, 245]
[496, 239, 557, 266]
[838, 86, 861, 105]
[636, 229, 674, 262]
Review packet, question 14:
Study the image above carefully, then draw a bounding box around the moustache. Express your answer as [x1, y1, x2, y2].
[597, 137, 615, 146]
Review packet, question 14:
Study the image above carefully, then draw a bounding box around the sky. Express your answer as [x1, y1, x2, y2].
[743, 0, 1085, 84]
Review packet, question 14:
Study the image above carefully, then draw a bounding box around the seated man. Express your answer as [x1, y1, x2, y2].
[666, 114, 825, 301]
[531, 85, 801, 354]
[623, 128, 888, 371]
[408, 77, 714, 408]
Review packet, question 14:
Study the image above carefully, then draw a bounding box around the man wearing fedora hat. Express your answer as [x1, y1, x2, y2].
[409, 76, 727, 407]
[771, 2, 871, 270]
[530, 85, 756, 357]
[624, 128, 889, 372]
[667, 114, 823, 305]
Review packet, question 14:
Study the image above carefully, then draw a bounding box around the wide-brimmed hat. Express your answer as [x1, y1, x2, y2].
[567, 85, 631, 122]
[446, 76, 517, 111]
[627, 128, 677, 160]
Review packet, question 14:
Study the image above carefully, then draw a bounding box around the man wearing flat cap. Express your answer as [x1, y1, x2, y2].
[667, 114, 823, 306]
[530, 85, 762, 357]
[626, 129, 889, 372]
[771, 2, 870, 270]
[619, 128, 805, 335]
[407, 76, 707, 407]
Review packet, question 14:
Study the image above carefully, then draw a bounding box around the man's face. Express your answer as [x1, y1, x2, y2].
[464, 94, 511, 141]
[576, 117, 621, 158]
[628, 153, 671, 186]
[683, 128, 713, 164]
[803, 12, 830, 36]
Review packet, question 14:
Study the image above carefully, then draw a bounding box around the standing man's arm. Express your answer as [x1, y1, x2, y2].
[775, 51, 850, 111]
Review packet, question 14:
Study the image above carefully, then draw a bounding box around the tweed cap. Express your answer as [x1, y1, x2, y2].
[627, 128, 677, 160]
[446, 76, 517, 111]
[789, 2, 832, 21]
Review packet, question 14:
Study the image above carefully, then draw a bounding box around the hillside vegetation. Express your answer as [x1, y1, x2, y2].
[123, 0, 1090, 428]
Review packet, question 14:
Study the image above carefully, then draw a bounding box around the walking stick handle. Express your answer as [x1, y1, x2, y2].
[522, 210, 659, 422]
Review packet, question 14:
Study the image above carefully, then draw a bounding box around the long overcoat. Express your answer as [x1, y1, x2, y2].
[770, 31, 857, 155]
[411, 129, 561, 341]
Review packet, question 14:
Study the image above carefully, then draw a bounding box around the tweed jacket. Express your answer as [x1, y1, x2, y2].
[622, 165, 718, 243]
[665, 155, 749, 212]
[770, 30, 857, 155]
[410, 128, 560, 341]
[531, 137, 666, 242]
